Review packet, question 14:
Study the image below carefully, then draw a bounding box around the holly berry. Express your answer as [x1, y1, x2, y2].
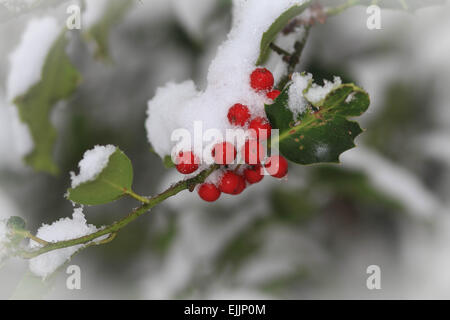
[175, 151, 199, 174]
[233, 175, 247, 195]
[267, 89, 281, 100]
[265, 155, 288, 179]
[212, 142, 237, 165]
[250, 68, 274, 92]
[244, 165, 264, 184]
[198, 183, 221, 202]
[242, 140, 265, 165]
[228, 103, 251, 126]
[219, 171, 245, 195]
[249, 117, 272, 141]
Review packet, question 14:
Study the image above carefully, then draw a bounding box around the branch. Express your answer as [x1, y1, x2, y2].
[15, 165, 219, 259]
[272, 0, 362, 90]
[276, 26, 311, 90]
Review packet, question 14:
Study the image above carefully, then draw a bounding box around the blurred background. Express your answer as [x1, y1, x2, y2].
[0, 0, 449, 299]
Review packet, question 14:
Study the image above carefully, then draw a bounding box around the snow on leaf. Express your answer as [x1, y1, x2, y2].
[146, 0, 309, 163]
[11, 27, 81, 175]
[28, 208, 99, 279]
[265, 75, 370, 165]
[67, 146, 133, 206]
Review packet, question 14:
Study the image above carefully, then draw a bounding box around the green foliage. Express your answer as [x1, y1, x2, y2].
[364, 81, 435, 160]
[310, 166, 403, 210]
[163, 155, 175, 169]
[256, 1, 311, 65]
[265, 82, 370, 165]
[67, 148, 134, 205]
[270, 189, 317, 223]
[13, 31, 81, 175]
[84, 0, 133, 61]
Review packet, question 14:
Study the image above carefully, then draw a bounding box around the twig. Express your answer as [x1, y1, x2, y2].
[276, 26, 311, 90]
[15, 165, 219, 259]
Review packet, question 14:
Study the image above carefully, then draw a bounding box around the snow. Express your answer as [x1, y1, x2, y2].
[6, 17, 60, 102]
[28, 208, 99, 278]
[82, 0, 109, 29]
[204, 168, 225, 186]
[70, 145, 116, 189]
[0, 189, 22, 264]
[7, 105, 34, 157]
[146, 0, 308, 163]
[315, 143, 330, 160]
[304, 76, 342, 104]
[0, 220, 9, 263]
[288, 72, 312, 117]
[0, 98, 34, 168]
[0, 220, 7, 243]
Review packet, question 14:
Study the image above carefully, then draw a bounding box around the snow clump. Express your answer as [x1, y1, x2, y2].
[28, 208, 100, 278]
[70, 145, 117, 188]
[146, 0, 308, 165]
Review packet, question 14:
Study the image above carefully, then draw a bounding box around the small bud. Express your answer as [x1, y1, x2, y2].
[7, 216, 26, 231]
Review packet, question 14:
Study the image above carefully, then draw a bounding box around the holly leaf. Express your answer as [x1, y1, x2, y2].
[84, 0, 133, 61]
[256, 0, 312, 66]
[265, 82, 370, 165]
[67, 148, 133, 205]
[13, 31, 81, 175]
[163, 155, 175, 169]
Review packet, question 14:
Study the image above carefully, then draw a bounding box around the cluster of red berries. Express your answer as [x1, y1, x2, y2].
[174, 68, 287, 202]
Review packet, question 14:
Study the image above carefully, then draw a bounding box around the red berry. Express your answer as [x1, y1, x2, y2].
[175, 151, 199, 174]
[233, 175, 247, 195]
[250, 68, 274, 92]
[265, 155, 288, 178]
[228, 104, 251, 127]
[244, 165, 264, 184]
[219, 171, 244, 195]
[212, 142, 237, 165]
[242, 140, 265, 165]
[267, 90, 281, 100]
[249, 117, 272, 141]
[198, 183, 221, 202]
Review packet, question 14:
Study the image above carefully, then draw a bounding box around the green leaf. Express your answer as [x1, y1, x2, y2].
[163, 155, 175, 169]
[256, 1, 312, 66]
[265, 81, 370, 165]
[84, 0, 133, 61]
[13, 31, 81, 175]
[67, 148, 133, 205]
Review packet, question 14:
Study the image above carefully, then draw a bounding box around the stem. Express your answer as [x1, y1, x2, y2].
[277, 26, 311, 90]
[13, 230, 50, 246]
[125, 189, 150, 204]
[269, 43, 291, 58]
[16, 165, 219, 259]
